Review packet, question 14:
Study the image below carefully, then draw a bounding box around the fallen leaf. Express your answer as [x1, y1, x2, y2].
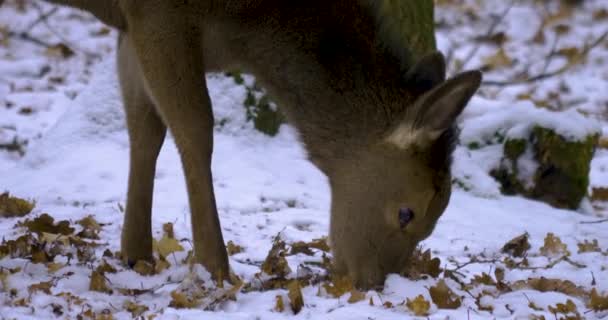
[153, 236, 184, 258]
[21, 214, 74, 236]
[429, 279, 462, 309]
[577, 239, 601, 253]
[482, 48, 513, 70]
[133, 260, 155, 276]
[28, 280, 53, 294]
[501, 233, 531, 257]
[406, 295, 431, 316]
[260, 238, 291, 278]
[0, 192, 35, 217]
[404, 249, 441, 279]
[323, 276, 354, 298]
[287, 280, 304, 314]
[512, 277, 586, 297]
[169, 290, 199, 309]
[274, 295, 285, 312]
[540, 233, 570, 257]
[124, 300, 149, 318]
[347, 290, 366, 304]
[589, 288, 608, 311]
[226, 241, 244, 256]
[89, 271, 111, 293]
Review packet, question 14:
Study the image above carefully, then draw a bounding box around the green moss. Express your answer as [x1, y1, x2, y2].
[504, 138, 526, 161]
[530, 127, 598, 209]
[467, 141, 481, 150]
[491, 126, 598, 210]
[225, 70, 245, 85]
[249, 95, 284, 136]
[231, 73, 285, 136]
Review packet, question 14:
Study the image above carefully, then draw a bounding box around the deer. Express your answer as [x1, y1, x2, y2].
[3, 0, 481, 289]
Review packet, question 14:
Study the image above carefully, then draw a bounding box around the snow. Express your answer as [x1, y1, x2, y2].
[1, 0, 608, 319]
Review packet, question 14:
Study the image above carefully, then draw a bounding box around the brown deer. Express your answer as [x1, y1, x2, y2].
[4, 0, 481, 289]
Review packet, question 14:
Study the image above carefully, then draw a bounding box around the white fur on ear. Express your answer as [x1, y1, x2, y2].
[385, 122, 423, 149]
[386, 70, 482, 149]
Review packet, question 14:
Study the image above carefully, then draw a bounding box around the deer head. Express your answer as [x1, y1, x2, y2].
[329, 52, 481, 289]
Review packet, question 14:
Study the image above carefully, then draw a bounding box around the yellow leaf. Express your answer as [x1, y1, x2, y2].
[153, 236, 184, 258]
[406, 295, 431, 316]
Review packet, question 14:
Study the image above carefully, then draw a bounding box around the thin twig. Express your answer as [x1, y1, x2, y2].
[483, 29, 608, 86]
[454, 0, 517, 73]
[580, 218, 608, 224]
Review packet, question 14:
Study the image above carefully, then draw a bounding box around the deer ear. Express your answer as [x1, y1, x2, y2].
[388, 70, 482, 148]
[403, 52, 447, 93]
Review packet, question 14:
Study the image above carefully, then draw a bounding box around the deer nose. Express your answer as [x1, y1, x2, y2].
[398, 208, 414, 229]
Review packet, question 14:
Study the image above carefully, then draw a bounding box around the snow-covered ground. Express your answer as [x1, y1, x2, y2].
[1, 1, 608, 319]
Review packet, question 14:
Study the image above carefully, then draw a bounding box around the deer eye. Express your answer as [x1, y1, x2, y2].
[398, 207, 414, 229]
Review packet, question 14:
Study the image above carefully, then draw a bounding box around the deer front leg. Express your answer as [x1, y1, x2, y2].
[118, 34, 166, 264]
[126, 17, 229, 281]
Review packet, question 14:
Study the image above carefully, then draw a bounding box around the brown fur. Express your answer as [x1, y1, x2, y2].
[8, 0, 481, 288]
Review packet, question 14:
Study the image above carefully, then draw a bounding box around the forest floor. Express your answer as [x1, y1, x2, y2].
[1, 1, 608, 319]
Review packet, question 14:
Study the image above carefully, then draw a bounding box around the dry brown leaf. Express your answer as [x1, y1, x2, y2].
[47, 262, 64, 273]
[290, 237, 330, 255]
[577, 239, 601, 253]
[169, 290, 200, 309]
[21, 214, 74, 236]
[28, 280, 53, 294]
[45, 43, 74, 59]
[548, 299, 578, 316]
[501, 233, 531, 257]
[153, 236, 184, 258]
[287, 280, 304, 314]
[347, 290, 366, 304]
[472, 273, 495, 286]
[155, 257, 171, 273]
[429, 279, 461, 309]
[323, 276, 354, 298]
[540, 233, 570, 256]
[404, 248, 442, 279]
[0, 192, 35, 217]
[124, 300, 149, 318]
[133, 260, 155, 276]
[406, 295, 431, 316]
[96, 259, 117, 274]
[591, 186, 608, 200]
[261, 238, 291, 278]
[89, 271, 111, 293]
[512, 277, 586, 298]
[589, 288, 608, 311]
[274, 295, 285, 312]
[593, 9, 608, 21]
[483, 48, 513, 70]
[226, 241, 244, 256]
